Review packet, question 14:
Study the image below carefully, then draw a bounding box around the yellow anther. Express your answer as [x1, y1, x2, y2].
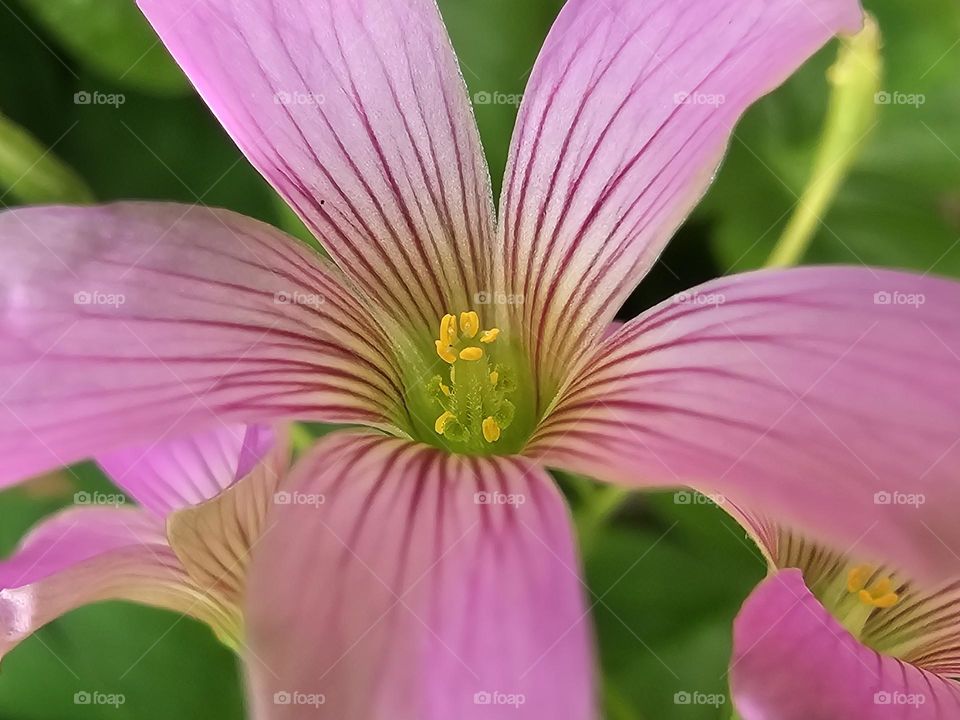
[847, 565, 873, 593]
[459, 346, 484, 361]
[460, 311, 480, 339]
[482, 416, 501, 442]
[440, 383, 452, 397]
[489, 371, 499, 386]
[848, 566, 899, 609]
[860, 590, 899, 609]
[439, 313, 458, 345]
[480, 328, 500, 344]
[436, 340, 457, 364]
[435, 411, 456, 434]
[450, 366, 456, 383]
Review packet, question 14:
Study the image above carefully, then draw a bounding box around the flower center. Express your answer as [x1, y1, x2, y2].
[430, 311, 516, 449]
[828, 564, 901, 638]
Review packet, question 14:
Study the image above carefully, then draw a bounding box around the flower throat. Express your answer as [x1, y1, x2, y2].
[431, 311, 516, 449]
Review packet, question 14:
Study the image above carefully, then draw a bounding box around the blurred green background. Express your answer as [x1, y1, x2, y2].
[0, 0, 957, 718]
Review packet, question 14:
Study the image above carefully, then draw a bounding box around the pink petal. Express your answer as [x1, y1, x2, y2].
[167, 426, 291, 603]
[0, 507, 231, 660]
[731, 569, 960, 719]
[97, 424, 281, 516]
[0, 203, 405, 487]
[530, 268, 960, 581]
[497, 0, 862, 397]
[245, 432, 595, 720]
[137, 0, 495, 337]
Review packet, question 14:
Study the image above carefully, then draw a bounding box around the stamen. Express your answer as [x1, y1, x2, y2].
[439, 314, 458, 344]
[847, 565, 900, 609]
[435, 410, 456, 434]
[482, 416, 501, 442]
[435, 340, 457, 364]
[428, 309, 517, 451]
[847, 565, 873, 593]
[460, 311, 479, 339]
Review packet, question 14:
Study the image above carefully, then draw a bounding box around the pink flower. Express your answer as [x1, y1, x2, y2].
[0, 424, 288, 656]
[3, 0, 959, 717]
[729, 507, 960, 718]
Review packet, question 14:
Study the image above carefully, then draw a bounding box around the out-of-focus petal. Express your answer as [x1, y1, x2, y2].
[497, 0, 862, 399]
[245, 431, 595, 720]
[724, 504, 960, 679]
[0, 507, 239, 660]
[137, 0, 496, 338]
[0, 203, 405, 487]
[98, 424, 279, 516]
[167, 427, 291, 602]
[530, 268, 960, 581]
[731, 569, 960, 719]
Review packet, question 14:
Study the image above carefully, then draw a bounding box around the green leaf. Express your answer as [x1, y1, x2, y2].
[0, 113, 93, 203]
[575, 491, 763, 720]
[17, 0, 188, 95]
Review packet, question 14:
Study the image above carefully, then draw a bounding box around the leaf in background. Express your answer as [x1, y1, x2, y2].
[0, 603, 244, 720]
[0, 113, 93, 204]
[575, 492, 763, 720]
[0, 465, 243, 720]
[16, 0, 188, 95]
[438, 0, 562, 196]
[702, 0, 960, 277]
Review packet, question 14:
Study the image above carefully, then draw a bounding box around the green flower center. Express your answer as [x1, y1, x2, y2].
[399, 310, 536, 455]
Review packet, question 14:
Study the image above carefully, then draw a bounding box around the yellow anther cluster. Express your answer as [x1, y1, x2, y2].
[846, 565, 899, 609]
[430, 310, 514, 447]
[435, 312, 495, 365]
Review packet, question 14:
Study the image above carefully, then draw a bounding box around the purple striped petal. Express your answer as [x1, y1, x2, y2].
[0, 507, 236, 660]
[166, 426, 291, 602]
[497, 0, 862, 398]
[137, 0, 495, 338]
[97, 424, 279, 516]
[731, 569, 960, 719]
[245, 432, 595, 720]
[530, 267, 960, 581]
[722, 505, 960, 680]
[0, 203, 404, 488]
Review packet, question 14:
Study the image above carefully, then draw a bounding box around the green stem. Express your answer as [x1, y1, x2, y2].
[766, 15, 882, 268]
